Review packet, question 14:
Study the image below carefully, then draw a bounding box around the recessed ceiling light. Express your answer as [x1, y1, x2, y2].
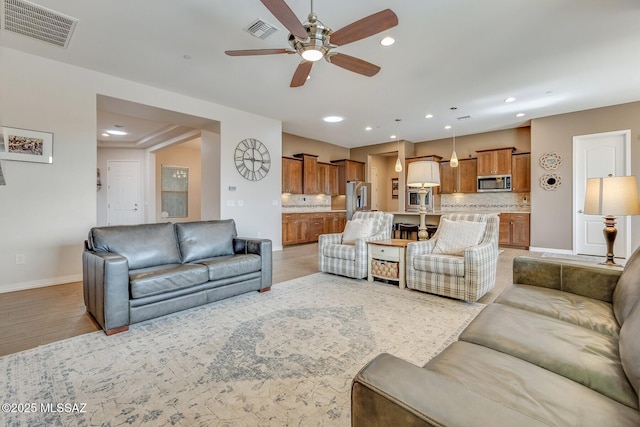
[515, 112, 526, 117]
[425, 114, 433, 119]
[380, 36, 395, 46]
[106, 130, 128, 136]
[323, 116, 343, 123]
[444, 125, 452, 130]
[365, 126, 372, 131]
[504, 97, 516, 103]
[101, 133, 109, 137]
[390, 134, 397, 139]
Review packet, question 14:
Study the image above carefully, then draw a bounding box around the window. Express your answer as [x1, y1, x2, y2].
[161, 165, 188, 218]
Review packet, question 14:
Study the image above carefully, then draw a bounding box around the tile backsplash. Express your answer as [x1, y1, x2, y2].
[440, 192, 530, 211]
[282, 194, 332, 212]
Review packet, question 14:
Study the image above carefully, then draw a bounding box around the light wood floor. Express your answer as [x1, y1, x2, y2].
[0, 244, 529, 357]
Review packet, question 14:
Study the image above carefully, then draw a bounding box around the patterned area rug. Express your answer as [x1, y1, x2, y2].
[1, 273, 484, 426]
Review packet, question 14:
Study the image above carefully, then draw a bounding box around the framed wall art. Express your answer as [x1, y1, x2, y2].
[1, 127, 53, 164]
[391, 178, 399, 198]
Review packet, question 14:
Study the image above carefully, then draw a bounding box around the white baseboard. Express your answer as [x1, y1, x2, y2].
[528, 247, 574, 255]
[273, 245, 284, 252]
[0, 274, 83, 294]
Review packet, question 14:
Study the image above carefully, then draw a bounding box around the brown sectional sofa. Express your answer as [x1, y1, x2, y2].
[351, 250, 640, 426]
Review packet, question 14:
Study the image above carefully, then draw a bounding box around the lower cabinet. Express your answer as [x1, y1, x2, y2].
[282, 212, 346, 246]
[499, 213, 530, 248]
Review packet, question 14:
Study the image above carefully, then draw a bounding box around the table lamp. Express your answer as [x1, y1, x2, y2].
[407, 161, 440, 240]
[583, 174, 640, 265]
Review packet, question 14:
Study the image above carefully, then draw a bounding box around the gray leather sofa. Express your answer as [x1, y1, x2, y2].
[83, 219, 272, 335]
[352, 249, 640, 426]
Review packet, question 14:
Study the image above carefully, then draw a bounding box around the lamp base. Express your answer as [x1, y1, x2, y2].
[601, 215, 618, 265]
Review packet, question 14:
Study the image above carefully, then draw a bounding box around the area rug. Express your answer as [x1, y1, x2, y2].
[0, 273, 484, 427]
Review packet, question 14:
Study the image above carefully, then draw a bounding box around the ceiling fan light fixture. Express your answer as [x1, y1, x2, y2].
[301, 47, 324, 61]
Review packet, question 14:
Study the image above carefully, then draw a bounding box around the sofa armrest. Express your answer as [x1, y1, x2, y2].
[352, 353, 548, 427]
[513, 256, 622, 302]
[234, 237, 272, 290]
[82, 250, 130, 334]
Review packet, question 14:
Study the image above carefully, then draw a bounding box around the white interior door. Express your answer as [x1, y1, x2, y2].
[107, 160, 141, 225]
[574, 130, 630, 257]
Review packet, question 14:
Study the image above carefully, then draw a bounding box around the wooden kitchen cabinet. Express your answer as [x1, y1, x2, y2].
[512, 153, 531, 193]
[499, 213, 530, 248]
[332, 159, 366, 195]
[440, 158, 477, 194]
[317, 162, 339, 196]
[282, 157, 303, 194]
[476, 148, 514, 176]
[282, 212, 346, 246]
[293, 153, 318, 195]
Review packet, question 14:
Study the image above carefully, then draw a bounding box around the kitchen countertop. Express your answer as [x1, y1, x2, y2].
[389, 209, 531, 215]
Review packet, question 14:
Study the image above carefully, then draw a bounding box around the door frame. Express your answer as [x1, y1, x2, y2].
[572, 129, 631, 257]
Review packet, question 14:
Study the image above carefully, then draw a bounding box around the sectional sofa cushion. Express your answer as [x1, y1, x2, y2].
[89, 222, 181, 270]
[496, 284, 619, 337]
[613, 245, 640, 325]
[175, 220, 237, 262]
[197, 253, 262, 281]
[460, 303, 637, 408]
[129, 263, 209, 299]
[620, 305, 640, 407]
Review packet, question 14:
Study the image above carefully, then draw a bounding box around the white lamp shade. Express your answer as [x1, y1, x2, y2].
[584, 175, 640, 216]
[407, 161, 441, 187]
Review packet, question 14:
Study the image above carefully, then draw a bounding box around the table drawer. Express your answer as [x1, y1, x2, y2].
[369, 245, 400, 261]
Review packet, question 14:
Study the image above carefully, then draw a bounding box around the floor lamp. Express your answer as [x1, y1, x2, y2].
[583, 174, 640, 265]
[407, 160, 441, 240]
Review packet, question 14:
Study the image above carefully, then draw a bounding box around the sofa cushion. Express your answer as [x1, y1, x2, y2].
[341, 218, 375, 244]
[619, 304, 640, 407]
[175, 220, 237, 263]
[613, 245, 640, 325]
[413, 253, 465, 277]
[197, 254, 262, 281]
[129, 263, 209, 299]
[460, 303, 637, 408]
[89, 222, 181, 270]
[432, 218, 486, 256]
[425, 341, 640, 426]
[323, 244, 356, 261]
[496, 284, 620, 337]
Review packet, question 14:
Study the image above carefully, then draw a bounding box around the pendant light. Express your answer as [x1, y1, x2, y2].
[449, 107, 459, 168]
[395, 118, 402, 172]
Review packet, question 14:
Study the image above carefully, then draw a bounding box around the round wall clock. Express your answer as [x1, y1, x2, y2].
[234, 138, 271, 181]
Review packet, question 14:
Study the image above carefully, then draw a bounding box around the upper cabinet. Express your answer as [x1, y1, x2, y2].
[440, 158, 477, 194]
[317, 162, 339, 196]
[282, 157, 303, 194]
[331, 159, 366, 195]
[511, 153, 531, 193]
[293, 153, 319, 194]
[476, 147, 514, 176]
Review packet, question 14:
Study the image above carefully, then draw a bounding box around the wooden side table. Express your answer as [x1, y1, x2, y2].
[367, 239, 414, 289]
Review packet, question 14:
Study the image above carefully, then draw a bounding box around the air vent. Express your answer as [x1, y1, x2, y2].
[457, 115, 473, 121]
[244, 18, 279, 39]
[2, 0, 78, 48]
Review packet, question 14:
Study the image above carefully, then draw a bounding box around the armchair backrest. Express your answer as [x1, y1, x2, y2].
[352, 211, 394, 239]
[436, 213, 499, 248]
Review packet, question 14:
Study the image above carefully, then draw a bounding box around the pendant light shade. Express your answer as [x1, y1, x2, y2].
[394, 118, 402, 172]
[449, 107, 459, 168]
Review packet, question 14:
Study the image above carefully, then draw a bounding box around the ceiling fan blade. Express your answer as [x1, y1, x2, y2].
[330, 9, 398, 46]
[327, 53, 380, 77]
[290, 61, 313, 87]
[260, 0, 308, 40]
[225, 48, 292, 56]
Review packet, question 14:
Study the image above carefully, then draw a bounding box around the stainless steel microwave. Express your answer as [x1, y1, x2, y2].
[477, 175, 512, 192]
[406, 188, 433, 211]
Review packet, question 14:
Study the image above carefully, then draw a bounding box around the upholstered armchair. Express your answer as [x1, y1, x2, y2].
[406, 213, 499, 301]
[318, 211, 394, 279]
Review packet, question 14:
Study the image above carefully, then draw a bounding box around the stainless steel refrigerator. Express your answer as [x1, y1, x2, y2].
[346, 181, 371, 220]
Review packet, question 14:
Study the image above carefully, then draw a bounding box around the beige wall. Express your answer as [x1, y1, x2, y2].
[530, 101, 640, 251]
[155, 140, 202, 222]
[282, 133, 349, 163]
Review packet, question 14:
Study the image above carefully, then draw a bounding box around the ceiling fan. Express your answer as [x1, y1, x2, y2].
[225, 0, 398, 87]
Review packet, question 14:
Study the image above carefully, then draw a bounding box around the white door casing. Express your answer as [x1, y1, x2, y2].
[573, 130, 631, 258]
[107, 160, 142, 226]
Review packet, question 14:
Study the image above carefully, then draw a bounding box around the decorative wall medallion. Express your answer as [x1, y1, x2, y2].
[234, 138, 271, 181]
[540, 172, 562, 190]
[539, 152, 562, 170]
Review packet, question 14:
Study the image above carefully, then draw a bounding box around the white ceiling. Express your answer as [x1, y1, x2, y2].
[2, 0, 640, 148]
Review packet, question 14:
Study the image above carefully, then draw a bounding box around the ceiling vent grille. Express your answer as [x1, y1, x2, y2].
[244, 18, 279, 39]
[2, 0, 78, 48]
